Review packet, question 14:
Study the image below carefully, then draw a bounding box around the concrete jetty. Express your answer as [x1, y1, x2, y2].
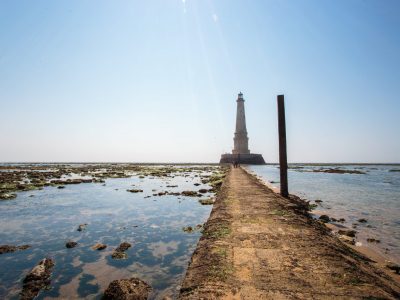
[179, 167, 400, 299]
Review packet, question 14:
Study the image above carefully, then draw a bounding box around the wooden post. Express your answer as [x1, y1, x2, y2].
[277, 95, 288, 198]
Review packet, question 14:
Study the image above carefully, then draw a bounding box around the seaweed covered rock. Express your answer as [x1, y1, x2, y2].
[0, 244, 30, 254]
[92, 243, 107, 250]
[198, 198, 215, 205]
[102, 277, 151, 300]
[0, 193, 17, 200]
[319, 215, 331, 223]
[65, 241, 78, 248]
[20, 258, 54, 300]
[77, 223, 87, 231]
[181, 191, 198, 197]
[338, 229, 357, 238]
[127, 189, 143, 193]
[112, 242, 132, 260]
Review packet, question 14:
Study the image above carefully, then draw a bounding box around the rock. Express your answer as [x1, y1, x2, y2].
[66, 241, 78, 248]
[313, 168, 366, 174]
[116, 242, 132, 252]
[0, 244, 30, 254]
[338, 218, 346, 223]
[0, 193, 17, 200]
[112, 251, 127, 260]
[193, 183, 200, 186]
[57, 186, 65, 189]
[20, 258, 54, 300]
[198, 189, 208, 194]
[198, 198, 215, 205]
[182, 226, 194, 233]
[386, 263, 400, 274]
[319, 215, 330, 223]
[111, 242, 131, 259]
[315, 199, 323, 203]
[77, 224, 87, 232]
[308, 203, 318, 210]
[357, 218, 367, 223]
[338, 229, 357, 238]
[127, 189, 143, 193]
[338, 235, 355, 245]
[92, 243, 107, 250]
[102, 277, 151, 300]
[181, 191, 198, 197]
[366, 238, 380, 243]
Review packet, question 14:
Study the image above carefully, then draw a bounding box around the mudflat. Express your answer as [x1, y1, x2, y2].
[179, 167, 400, 299]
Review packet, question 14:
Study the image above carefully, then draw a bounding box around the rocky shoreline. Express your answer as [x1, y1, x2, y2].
[0, 164, 227, 299]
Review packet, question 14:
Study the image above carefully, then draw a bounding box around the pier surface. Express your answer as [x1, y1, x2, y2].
[179, 167, 400, 299]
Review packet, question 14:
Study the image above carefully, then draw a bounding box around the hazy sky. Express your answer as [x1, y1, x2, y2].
[1, 1, 399, 163]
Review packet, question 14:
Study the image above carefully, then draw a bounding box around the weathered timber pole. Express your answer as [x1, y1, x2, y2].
[277, 95, 288, 198]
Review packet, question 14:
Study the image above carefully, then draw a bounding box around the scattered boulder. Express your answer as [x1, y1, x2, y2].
[57, 186, 65, 189]
[102, 277, 152, 300]
[112, 242, 131, 260]
[182, 226, 194, 233]
[315, 199, 323, 203]
[338, 218, 346, 223]
[338, 229, 357, 238]
[20, 258, 54, 300]
[198, 198, 215, 205]
[112, 251, 127, 260]
[0, 193, 17, 200]
[194, 183, 200, 186]
[0, 244, 30, 255]
[65, 241, 78, 249]
[116, 242, 132, 252]
[319, 215, 330, 223]
[366, 238, 380, 243]
[198, 189, 208, 194]
[77, 224, 88, 232]
[92, 243, 107, 251]
[127, 189, 143, 193]
[181, 191, 198, 197]
[338, 235, 355, 245]
[357, 218, 368, 223]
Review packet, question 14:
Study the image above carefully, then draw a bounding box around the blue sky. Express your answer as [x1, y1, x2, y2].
[1, 0, 399, 163]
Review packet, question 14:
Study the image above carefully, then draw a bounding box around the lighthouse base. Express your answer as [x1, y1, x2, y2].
[219, 153, 266, 165]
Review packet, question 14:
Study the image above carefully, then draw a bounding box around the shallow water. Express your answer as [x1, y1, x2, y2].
[0, 166, 217, 299]
[247, 164, 400, 264]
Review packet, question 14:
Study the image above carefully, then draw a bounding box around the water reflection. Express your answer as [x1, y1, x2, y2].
[0, 166, 217, 299]
[248, 164, 400, 263]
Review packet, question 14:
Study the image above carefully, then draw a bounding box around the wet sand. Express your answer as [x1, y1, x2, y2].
[179, 166, 400, 299]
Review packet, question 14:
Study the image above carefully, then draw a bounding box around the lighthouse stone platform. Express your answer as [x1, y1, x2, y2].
[220, 153, 265, 165]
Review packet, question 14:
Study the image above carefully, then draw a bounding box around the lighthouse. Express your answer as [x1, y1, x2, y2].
[220, 92, 265, 164]
[233, 92, 250, 154]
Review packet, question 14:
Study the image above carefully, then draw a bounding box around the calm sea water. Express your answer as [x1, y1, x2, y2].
[247, 164, 400, 264]
[0, 167, 216, 299]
